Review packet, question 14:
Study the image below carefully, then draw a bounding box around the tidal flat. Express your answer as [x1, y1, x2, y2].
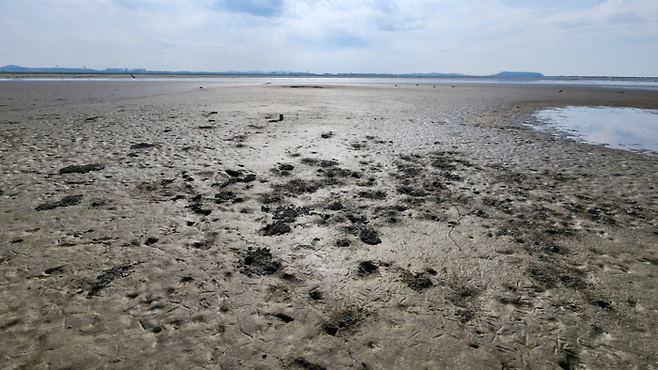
[1, 79, 657, 369]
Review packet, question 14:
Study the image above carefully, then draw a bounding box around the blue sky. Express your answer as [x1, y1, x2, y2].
[1, 0, 657, 76]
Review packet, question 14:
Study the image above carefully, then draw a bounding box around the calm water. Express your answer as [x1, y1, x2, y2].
[533, 106, 658, 155]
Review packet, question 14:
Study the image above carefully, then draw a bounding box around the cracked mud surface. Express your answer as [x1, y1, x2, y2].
[1, 79, 658, 369]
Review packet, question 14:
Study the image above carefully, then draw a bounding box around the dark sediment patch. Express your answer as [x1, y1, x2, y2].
[279, 163, 294, 171]
[291, 357, 327, 370]
[360, 228, 382, 245]
[130, 143, 155, 149]
[274, 313, 295, 323]
[36, 195, 84, 211]
[214, 191, 236, 203]
[397, 185, 426, 197]
[324, 307, 368, 336]
[440, 171, 462, 181]
[261, 221, 292, 236]
[309, 289, 323, 300]
[336, 239, 351, 247]
[300, 158, 339, 168]
[187, 201, 212, 216]
[88, 265, 133, 297]
[272, 205, 311, 223]
[326, 201, 343, 211]
[259, 192, 283, 204]
[401, 271, 433, 292]
[240, 247, 281, 277]
[526, 263, 587, 290]
[358, 261, 379, 276]
[274, 178, 322, 195]
[358, 190, 387, 200]
[59, 163, 105, 174]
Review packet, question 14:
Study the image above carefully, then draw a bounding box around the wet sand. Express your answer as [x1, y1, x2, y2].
[1, 79, 657, 369]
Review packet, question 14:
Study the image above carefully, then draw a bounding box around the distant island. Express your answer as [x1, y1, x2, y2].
[0, 65, 544, 78]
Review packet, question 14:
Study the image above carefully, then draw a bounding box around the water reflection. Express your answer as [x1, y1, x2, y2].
[533, 106, 658, 154]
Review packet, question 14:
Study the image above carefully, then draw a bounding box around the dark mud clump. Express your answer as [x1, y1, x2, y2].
[261, 221, 292, 236]
[401, 271, 433, 292]
[324, 307, 367, 336]
[59, 163, 105, 174]
[240, 247, 281, 277]
[36, 195, 84, 211]
[88, 265, 133, 297]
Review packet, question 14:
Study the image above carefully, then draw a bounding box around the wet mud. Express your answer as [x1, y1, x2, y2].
[1, 80, 657, 369]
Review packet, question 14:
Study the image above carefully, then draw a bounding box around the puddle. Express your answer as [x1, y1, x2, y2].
[532, 106, 658, 155]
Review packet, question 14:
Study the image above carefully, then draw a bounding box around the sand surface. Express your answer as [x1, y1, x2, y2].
[1, 79, 657, 369]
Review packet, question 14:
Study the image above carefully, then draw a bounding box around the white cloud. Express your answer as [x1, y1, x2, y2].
[0, 0, 656, 75]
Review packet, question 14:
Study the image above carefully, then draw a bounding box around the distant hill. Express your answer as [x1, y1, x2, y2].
[1, 65, 543, 77]
[490, 71, 544, 77]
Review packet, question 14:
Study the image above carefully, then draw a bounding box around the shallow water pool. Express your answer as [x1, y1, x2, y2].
[533, 106, 658, 155]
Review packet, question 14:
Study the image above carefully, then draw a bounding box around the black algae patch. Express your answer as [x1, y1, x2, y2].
[401, 271, 434, 292]
[261, 221, 291, 236]
[59, 163, 105, 174]
[360, 228, 382, 245]
[240, 247, 281, 276]
[88, 265, 133, 297]
[36, 195, 83, 211]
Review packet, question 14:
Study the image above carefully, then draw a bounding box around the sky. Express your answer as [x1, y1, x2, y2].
[1, 0, 657, 76]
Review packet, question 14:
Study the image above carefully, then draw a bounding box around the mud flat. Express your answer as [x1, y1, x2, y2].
[1, 79, 657, 369]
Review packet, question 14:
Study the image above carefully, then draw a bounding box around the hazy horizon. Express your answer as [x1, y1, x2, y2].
[2, 0, 657, 77]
